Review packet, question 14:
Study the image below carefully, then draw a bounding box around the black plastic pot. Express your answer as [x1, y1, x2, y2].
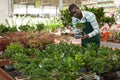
[103, 72, 117, 80]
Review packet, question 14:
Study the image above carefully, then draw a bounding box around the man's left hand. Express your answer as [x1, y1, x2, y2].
[81, 34, 89, 40]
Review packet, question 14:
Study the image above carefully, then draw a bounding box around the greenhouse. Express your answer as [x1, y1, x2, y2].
[0, 0, 120, 80]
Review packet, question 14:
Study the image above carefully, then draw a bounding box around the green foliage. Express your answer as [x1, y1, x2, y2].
[2, 37, 120, 79]
[18, 25, 35, 31]
[36, 23, 45, 31]
[44, 18, 63, 32]
[13, 49, 41, 79]
[0, 24, 8, 36]
[80, 43, 120, 74]
[83, 43, 119, 74]
[0, 24, 18, 36]
[76, 23, 84, 29]
[83, 5, 115, 27]
[83, 5, 105, 27]
[60, 9, 72, 27]
[35, 42, 84, 80]
[3, 43, 24, 58]
[101, 17, 115, 26]
[4, 42, 84, 80]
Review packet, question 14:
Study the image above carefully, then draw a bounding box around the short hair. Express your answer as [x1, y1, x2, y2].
[68, 4, 78, 12]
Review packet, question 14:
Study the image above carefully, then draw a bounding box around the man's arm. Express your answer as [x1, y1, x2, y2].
[87, 13, 100, 38]
[72, 17, 80, 34]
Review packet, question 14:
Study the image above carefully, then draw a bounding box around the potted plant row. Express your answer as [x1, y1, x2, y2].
[2, 40, 120, 80]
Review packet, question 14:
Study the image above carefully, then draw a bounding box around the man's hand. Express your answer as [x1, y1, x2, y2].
[81, 34, 89, 40]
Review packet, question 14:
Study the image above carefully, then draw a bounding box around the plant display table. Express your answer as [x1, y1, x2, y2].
[101, 41, 120, 49]
[0, 68, 14, 80]
[69, 37, 120, 49]
[0, 51, 14, 80]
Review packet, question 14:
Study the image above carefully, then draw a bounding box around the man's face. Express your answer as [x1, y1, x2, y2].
[70, 7, 81, 19]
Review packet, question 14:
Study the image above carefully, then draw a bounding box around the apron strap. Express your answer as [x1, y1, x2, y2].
[85, 17, 87, 22]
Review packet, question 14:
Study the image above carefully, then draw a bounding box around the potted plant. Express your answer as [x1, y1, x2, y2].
[75, 23, 85, 38]
[80, 43, 100, 80]
[96, 46, 120, 80]
[2, 43, 25, 70]
[3, 41, 85, 80]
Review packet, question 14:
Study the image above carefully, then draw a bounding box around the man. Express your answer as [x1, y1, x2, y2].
[68, 4, 100, 49]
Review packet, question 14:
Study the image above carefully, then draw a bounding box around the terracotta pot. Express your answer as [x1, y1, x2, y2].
[102, 37, 108, 42]
[101, 32, 110, 42]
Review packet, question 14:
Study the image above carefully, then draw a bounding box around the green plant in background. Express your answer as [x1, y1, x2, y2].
[60, 6, 116, 28]
[5, 19, 18, 32]
[36, 23, 45, 31]
[7, 26, 17, 32]
[0, 24, 8, 36]
[82, 5, 115, 27]
[0, 24, 17, 36]
[60, 9, 72, 27]
[44, 17, 63, 32]
[101, 16, 115, 26]
[82, 5, 105, 27]
[18, 25, 35, 31]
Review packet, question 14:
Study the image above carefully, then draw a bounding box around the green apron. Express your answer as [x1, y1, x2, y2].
[82, 18, 101, 49]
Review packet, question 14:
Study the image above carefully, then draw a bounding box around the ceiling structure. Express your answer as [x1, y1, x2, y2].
[13, 0, 82, 7]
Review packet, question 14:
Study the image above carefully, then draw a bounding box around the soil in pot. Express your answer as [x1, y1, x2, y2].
[102, 71, 117, 80]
